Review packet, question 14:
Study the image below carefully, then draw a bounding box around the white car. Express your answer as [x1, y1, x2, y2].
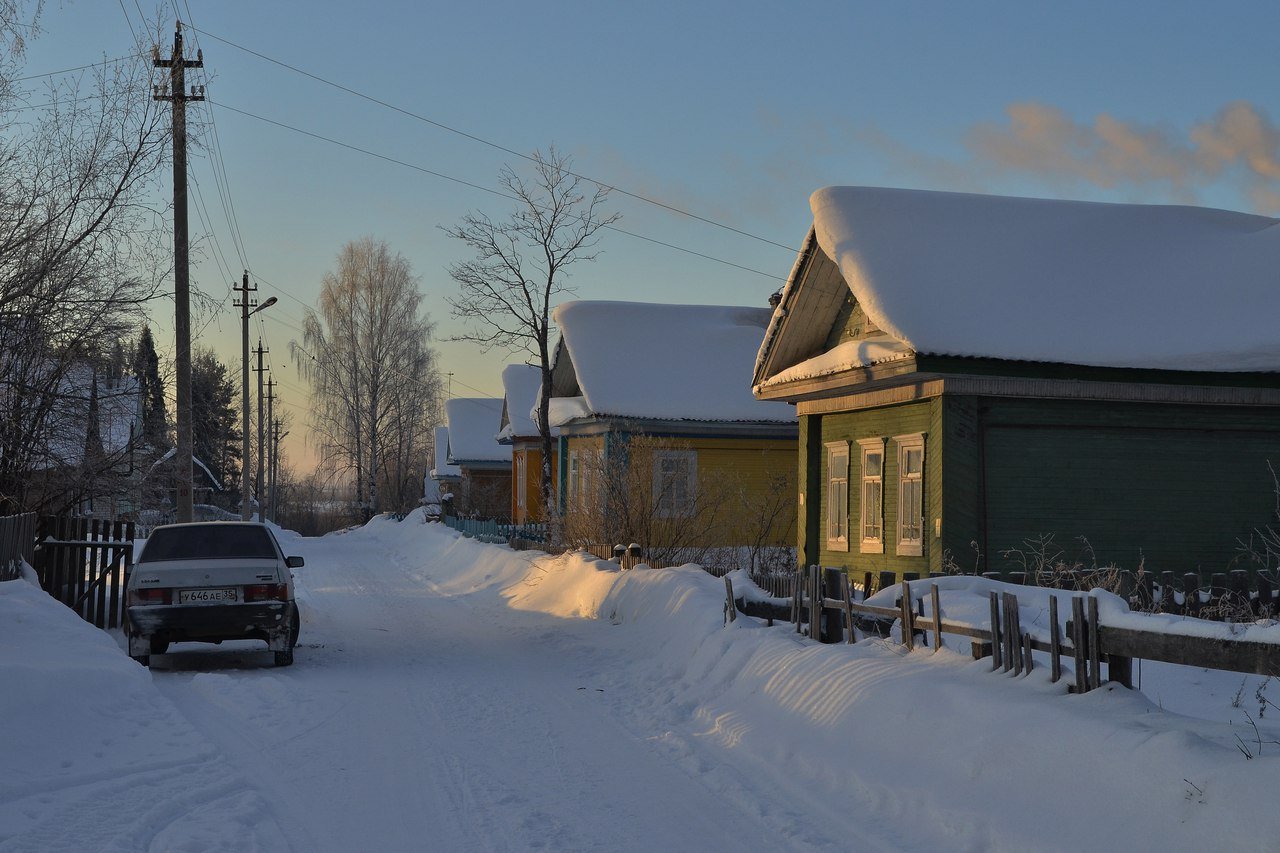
[126, 522, 302, 667]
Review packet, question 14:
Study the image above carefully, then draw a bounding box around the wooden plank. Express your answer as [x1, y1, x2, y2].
[94, 520, 110, 629]
[900, 580, 914, 651]
[1023, 632, 1034, 674]
[1096, 625, 1280, 677]
[989, 591, 1002, 671]
[107, 520, 123, 630]
[842, 573, 855, 644]
[1008, 593, 1022, 676]
[1088, 596, 1102, 691]
[930, 584, 942, 652]
[1049, 596, 1061, 684]
[1072, 596, 1087, 693]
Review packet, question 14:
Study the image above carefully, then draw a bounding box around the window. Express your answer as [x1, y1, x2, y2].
[857, 438, 884, 553]
[654, 450, 697, 517]
[825, 441, 849, 550]
[895, 434, 925, 556]
[567, 449, 582, 508]
[515, 452, 528, 517]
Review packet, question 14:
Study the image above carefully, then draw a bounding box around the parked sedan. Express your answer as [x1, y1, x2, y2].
[125, 522, 302, 667]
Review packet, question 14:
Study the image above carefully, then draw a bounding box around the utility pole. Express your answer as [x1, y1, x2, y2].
[235, 272, 275, 520]
[265, 377, 275, 522]
[254, 339, 268, 515]
[153, 23, 203, 524]
[271, 416, 288, 521]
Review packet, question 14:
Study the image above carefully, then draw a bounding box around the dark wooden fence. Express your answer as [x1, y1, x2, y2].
[33, 516, 137, 630]
[0, 512, 37, 582]
[728, 566, 1280, 693]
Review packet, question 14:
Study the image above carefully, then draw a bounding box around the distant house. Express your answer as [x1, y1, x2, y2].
[140, 447, 224, 522]
[547, 300, 797, 554]
[427, 425, 460, 511]
[752, 186, 1280, 578]
[443, 398, 512, 521]
[497, 364, 558, 524]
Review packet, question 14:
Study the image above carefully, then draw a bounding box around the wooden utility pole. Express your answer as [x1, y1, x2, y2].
[271, 416, 287, 521]
[153, 23, 203, 523]
[253, 339, 268, 512]
[234, 272, 257, 521]
[265, 378, 275, 522]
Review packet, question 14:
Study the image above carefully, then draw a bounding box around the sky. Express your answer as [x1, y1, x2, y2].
[12, 0, 1280, 473]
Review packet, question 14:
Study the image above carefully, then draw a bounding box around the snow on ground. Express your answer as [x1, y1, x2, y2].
[3, 513, 1280, 851]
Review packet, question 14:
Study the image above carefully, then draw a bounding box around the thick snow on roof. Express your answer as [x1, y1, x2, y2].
[431, 426, 460, 479]
[444, 398, 511, 464]
[553, 301, 795, 422]
[767, 335, 912, 385]
[810, 186, 1280, 371]
[497, 364, 558, 441]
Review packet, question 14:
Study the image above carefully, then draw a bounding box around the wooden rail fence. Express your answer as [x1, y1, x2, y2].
[726, 565, 1280, 693]
[33, 516, 137, 630]
[0, 512, 37, 582]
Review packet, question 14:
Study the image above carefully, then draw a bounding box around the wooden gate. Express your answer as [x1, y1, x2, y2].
[33, 516, 137, 630]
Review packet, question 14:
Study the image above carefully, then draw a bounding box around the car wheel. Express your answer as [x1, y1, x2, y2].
[130, 653, 151, 668]
[150, 637, 169, 656]
[274, 647, 294, 667]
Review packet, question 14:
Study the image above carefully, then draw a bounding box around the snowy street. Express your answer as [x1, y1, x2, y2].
[5, 513, 1280, 852]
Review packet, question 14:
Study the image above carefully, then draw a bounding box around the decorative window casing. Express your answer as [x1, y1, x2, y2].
[515, 452, 528, 518]
[654, 450, 697, 517]
[857, 438, 885, 553]
[895, 433, 925, 556]
[567, 449, 582, 509]
[825, 441, 850, 550]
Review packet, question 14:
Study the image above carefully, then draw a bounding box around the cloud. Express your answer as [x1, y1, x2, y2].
[961, 101, 1280, 212]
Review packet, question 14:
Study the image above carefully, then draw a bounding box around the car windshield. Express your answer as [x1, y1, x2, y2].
[139, 525, 278, 562]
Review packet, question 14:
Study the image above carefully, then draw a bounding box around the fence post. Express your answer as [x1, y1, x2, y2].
[930, 584, 942, 652]
[1071, 596, 1087, 693]
[1049, 595, 1061, 684]
[899, 579, 914, 651]
[724, 575, 736, 624]
[989, 591, 1002, 671]
[1087, 595, 1102, 691]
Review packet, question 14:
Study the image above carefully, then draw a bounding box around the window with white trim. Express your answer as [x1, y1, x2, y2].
[515, 452, 528, 517]
[654, 450, 697, 517]
[825, 441, 849, 550]
[857, 438, 884, 553]
[895, 434, 925, 556]
[567, 449, 582, 508]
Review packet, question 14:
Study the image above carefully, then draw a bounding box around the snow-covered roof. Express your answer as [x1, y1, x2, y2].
[144, 447, 222, 490]
[444, 398, 511, 465]
[497, 364, 558, 442]
[431, 426, 460, 479]
[550, 300, 795, 424]
[782, 186, 1280, 373]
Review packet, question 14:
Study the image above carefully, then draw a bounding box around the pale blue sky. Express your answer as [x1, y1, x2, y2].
[15, 1, 1280, 467]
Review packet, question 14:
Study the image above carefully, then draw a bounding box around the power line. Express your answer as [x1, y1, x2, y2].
[208, 98, 785, 282]
[13, 55, 134, 81]
[188, 25, 796, 254]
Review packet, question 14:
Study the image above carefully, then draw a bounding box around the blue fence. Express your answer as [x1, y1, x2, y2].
[442, 516, 547, 545]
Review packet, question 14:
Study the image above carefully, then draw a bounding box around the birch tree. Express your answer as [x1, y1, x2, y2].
[445, 148, 618, 521]
[293, 238, 442, 517]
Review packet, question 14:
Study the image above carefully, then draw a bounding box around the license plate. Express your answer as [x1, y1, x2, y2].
[178, 587, 238, 605]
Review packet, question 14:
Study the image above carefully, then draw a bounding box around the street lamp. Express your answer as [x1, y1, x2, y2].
[242, 291, 277, 520]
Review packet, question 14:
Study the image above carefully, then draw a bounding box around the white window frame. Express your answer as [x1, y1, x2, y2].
[895, 433, 925, 557]
[515, 451, 528, 517]
[824, 441, 850, 551]
[857, 438, 885, 554]
[654, 450, 697, 518]
[567, 449, 582, 509]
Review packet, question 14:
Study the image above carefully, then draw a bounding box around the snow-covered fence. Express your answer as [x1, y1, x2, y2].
[730, 568, 1280, 693]
[33, 516, 136, 630]
[0, 512, 37, 582]
[443, 515, 548, 547]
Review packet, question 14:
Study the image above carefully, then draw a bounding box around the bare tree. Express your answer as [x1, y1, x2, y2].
[0, 5, 170, 513]
[292, 238, 442, 518]
[445, 148, 619, 527]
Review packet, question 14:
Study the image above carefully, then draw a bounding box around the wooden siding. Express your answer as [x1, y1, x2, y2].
[809, 399, 943, 577]
[511, 442, 558, 524]
[757, 241, 849, 383]
[822, 293, 882, 350]
[972, 398, 1280, 575]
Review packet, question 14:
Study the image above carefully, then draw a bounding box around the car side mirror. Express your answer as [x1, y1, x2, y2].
[286, 556, 305, 568]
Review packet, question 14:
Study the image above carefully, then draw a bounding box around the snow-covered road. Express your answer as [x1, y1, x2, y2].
[147, 521, 842, 852]
[7, 513, 1280, 852]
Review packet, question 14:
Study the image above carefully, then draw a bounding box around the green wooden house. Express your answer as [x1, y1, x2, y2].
[752, 187, 1280, 578]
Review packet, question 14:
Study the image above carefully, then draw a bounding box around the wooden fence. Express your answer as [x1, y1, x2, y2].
[726, 565, 1280, 693]
[0, 512, 37, 582]
[33, 516, 137, 630]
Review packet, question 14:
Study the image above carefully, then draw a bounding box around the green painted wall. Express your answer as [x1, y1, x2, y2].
[808, 400, 942, 577]
[972, 398, 1280, 576]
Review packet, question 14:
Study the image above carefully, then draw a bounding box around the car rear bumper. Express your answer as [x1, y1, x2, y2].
[128, 602, 293, 653]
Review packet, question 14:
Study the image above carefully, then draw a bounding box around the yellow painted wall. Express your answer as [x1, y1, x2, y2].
[511, 443, 558, 524]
